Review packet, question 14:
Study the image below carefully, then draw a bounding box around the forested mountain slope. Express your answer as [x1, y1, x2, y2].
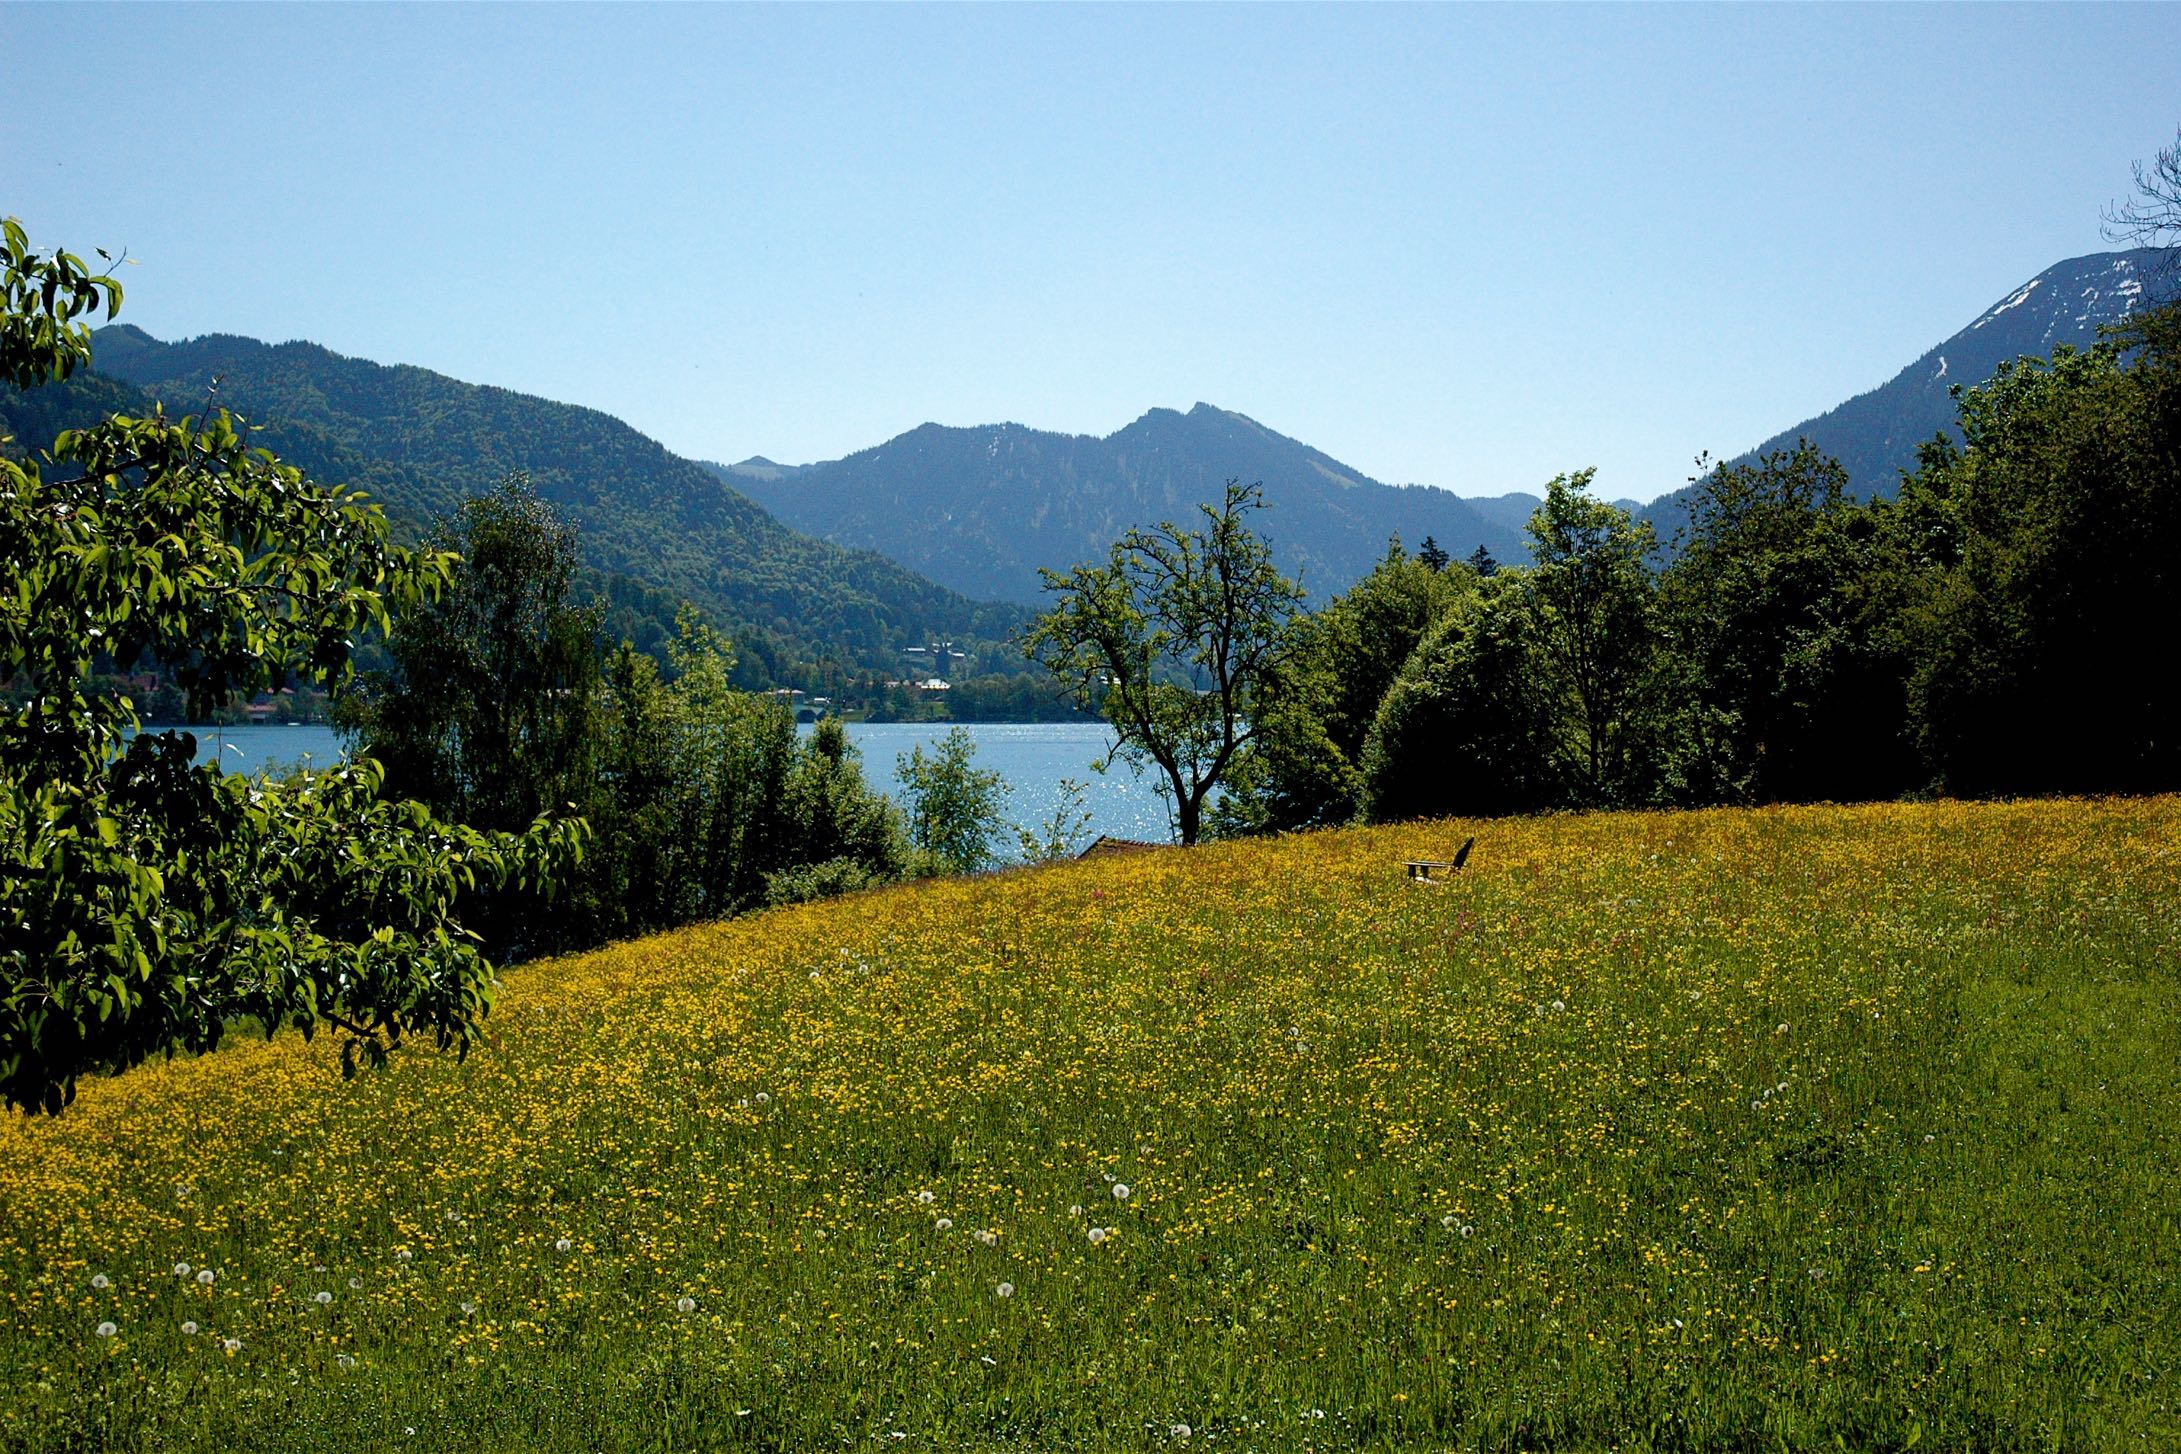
[10, 327, 1026, 683]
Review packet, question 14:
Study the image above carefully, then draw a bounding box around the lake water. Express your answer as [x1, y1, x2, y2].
[150, 720, 1174, 849]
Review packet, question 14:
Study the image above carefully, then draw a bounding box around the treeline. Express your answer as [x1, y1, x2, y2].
[1219, 303, 2181, 832]
[338, 479, 1057, 960]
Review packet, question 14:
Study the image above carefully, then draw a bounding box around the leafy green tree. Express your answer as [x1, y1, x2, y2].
[1525, 470, 1661, 802]
[1656, 442, 1919, 803]
[587, 615, 802, 935]
[1024, 480, 1304, 846]
[1358, 577, 1563, 821]
[898, 728, 1010, 874]
[346, 474, 604, 837]
[1016, 777, 1095, 863]
[1901, 313, 2181, 794]
[1214, 541, 1473, 835]
[0, 220, 575, 1112]
[776, 718, 907, 888]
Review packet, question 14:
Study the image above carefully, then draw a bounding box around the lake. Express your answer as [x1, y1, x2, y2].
[148, 720, 1174, 849]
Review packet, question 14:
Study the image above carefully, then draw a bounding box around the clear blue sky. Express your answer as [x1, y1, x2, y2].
[4, 3, 2177, 501]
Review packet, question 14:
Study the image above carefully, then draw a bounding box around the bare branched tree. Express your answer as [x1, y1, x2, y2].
[2104, 127, 2181, 296]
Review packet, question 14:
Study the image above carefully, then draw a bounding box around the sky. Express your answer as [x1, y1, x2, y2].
[3, 4, 2178, 503]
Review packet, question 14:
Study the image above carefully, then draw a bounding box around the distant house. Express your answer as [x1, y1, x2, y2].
[1076, 835, 1169, 860]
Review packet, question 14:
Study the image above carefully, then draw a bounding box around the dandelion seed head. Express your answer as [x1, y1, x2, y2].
[676, 1296, 697, 1313]
[195, 1269, 216, 1285]
[313, 1291, 332, 1305]
[995, 1281, 1014, 1298]
[555, 1238, 573, 1253]
[1087, 1226, 1108, 1245]
[223, 1338, 241, 1354]
[1112, 1183, 1130, 1200]
[917, 1190, 935, 1204]
[94, 1321, 117, 1338]
[935, 1217, 954, 1231]
[173, 1263, 191, 1277]
[181, 1321, 198, 1335]
[90, 1274, 109, 1290]
[349, 1277, 362, 1289]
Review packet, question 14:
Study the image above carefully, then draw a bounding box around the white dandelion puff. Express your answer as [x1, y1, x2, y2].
[555, 1238, 573, 1253]
[459, 1301, 477, 1316]
[348, 1277, 362, 1289]
[337, 1354, 356, 1370]
[223, 1338, 242, 1354]
[935, 1217, 954, 1231]
[1069, 1204, 1084, 1217]
[195, 1269, 216, 1285]
[995, 1282, 1014, 1299]
[1171, 1424, 1192, 1440]
[676, 1296, 697, 1313]
[1087, 1227, 1109, 1245]
[917, 1190, 935, 1205]
[975, 1229, 997, 1247]
[312, 1291, 333, 1305]
[180, 1321, 198, 1335]
[1112, 1184, 1130, 1201]
[173, 1263, 191, 1277]
[94, 1321, 117, 1338]
[90, 1274, 110, 1290]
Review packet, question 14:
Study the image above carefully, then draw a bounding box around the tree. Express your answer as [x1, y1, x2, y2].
[2103, 126, 2181, 261]
[1023, 480, 1304, 846]
[898, 727, 1010, 873]
[1213, 540, 1473, 835]
[1900, 322, 2181, 795]
[0, 220, 577, 1112]
[1655, 442, 1919, 804]
[346, 474, 603, 837]
[1357, 577, 1563, 821]
[1417, 535, 1450, 573]
[1524, 470, 1660, 802]
[1467, 545, 1499, 578]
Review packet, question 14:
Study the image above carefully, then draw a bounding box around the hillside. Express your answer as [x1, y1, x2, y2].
[16, 327, 1028, 684]
[712, 404, 1529, 605]
[1640, 247, 2177, 541]
[4, 799, 2175, 1451]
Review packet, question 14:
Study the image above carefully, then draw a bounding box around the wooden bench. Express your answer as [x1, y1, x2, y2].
[1404, 836, 1474, 883]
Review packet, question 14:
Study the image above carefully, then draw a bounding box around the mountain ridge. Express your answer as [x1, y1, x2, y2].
[37, 325, 1028, 686]
[713, 400, 1529, 605]
[1639, 247, 2177, 539]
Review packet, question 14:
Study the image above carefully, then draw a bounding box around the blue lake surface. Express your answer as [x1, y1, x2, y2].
[153, 720, 1174, 850]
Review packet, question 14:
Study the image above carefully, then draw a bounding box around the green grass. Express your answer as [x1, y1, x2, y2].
[2, 800, 2177, 1451]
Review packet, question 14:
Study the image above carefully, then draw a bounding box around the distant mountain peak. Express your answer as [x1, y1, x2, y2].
[1638, 246, 2178, 541]
[726, 401, 1522, 605]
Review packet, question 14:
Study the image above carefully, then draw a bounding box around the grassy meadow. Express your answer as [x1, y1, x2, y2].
[2, 799, 2177, 1452]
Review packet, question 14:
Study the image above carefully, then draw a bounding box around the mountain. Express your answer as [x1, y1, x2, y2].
[22, 327, 1026, 684]
[1640, 248, 2177, 541]
[709, 404, 1528, 606]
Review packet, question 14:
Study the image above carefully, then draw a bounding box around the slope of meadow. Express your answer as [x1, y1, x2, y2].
[3, 801, 2177, 1452]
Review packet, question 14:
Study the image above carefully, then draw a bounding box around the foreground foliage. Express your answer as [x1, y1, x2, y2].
[0, 222, 576, 1112]
[2, 799, 2174, 1450]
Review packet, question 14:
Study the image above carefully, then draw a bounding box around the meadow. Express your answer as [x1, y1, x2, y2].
[1, 799, 2175, 1453]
